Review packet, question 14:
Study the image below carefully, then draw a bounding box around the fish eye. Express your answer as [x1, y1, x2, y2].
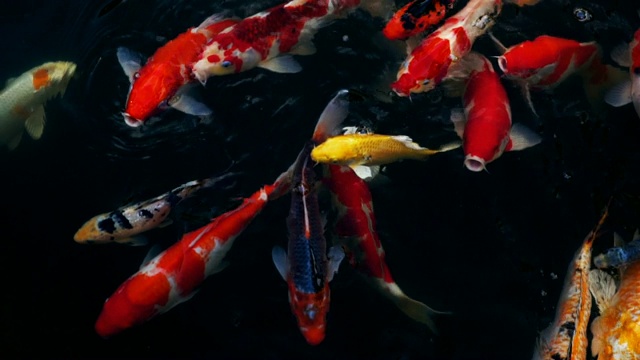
[221, 60, 232, 68]
[133, 72, 140, 79]
[422, 79, 430, 85]
[573, 7, 592, 22]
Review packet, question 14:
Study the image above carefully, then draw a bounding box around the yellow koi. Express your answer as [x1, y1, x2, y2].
[310, 132, 460, 167]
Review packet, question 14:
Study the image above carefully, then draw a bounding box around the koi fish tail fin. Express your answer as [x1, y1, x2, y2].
[416, 140, 462, 158]
[588, 269, 617, 315]
[312, 89, 353, 144]
[200, 171, 240, 191]
[353, 0, 395, 19]
[583, 61, 629, 115]
[269, 166, 295, 200]
[379, 280, 448, 333]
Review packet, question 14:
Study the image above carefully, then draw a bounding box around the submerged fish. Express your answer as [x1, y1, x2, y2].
[95, 172, 291, 338]
[0, 61, 76, 150]
[117, 14, 239, 126]
[593, 230, 640, 269]
[311, 132, 460, 167]
[74, 173, 235, 245]
[448, 51, 540, 172]
[192, 0, 362, 83]
[272, 90, 351, 345]
[532, 205, 608, 360]
[589, 230, 640, 360]
[603, 28, 640, 118]
[382, 0, 458, 41]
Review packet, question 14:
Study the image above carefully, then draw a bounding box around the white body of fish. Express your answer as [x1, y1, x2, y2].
[0, 61, 76, 149]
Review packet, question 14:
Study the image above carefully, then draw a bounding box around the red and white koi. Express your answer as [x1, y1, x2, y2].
[74, 173, 235, 246]
[192, 0, 363, 83]
[382, 0, 458, 41]
[322, 163, 441, 331]
[448, 52, 540, 172]
[271, 90, 352, 345]
[94, 174, 290, 338]
[117, 14, 239, 127]
[0, 61, 76, 149]
[589, 230, 640, 360]
[532, 206, 608, 360]
[603, 28, 640, 118]
[390, 0, 503, 96]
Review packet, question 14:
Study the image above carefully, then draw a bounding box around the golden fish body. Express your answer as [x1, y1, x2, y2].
[310, 133, 457, 166]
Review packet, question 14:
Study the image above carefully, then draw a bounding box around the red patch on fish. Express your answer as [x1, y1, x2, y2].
[32, 68, 50, 90]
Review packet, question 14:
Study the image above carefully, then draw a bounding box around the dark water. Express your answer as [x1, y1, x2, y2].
[1, 0, 640, 359]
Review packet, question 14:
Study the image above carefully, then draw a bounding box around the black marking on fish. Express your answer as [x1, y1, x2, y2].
[551, 354, 566, 360]
[112, 211, 134, 230]
[97, 218, 116, 234]
[138, 209, 154, 219]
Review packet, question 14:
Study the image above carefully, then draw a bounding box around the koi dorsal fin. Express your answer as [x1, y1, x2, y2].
[311, 89, 351, 144]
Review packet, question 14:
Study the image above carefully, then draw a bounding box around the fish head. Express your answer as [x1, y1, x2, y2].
[499, 36, 574, 84]
[463, 155, 487, 172]
[31, 61, 76, 94]
[391, 37, 452, 96]
[122, 65, 181, 126]
[462, 124, 509, 172]
[288, 284, 330, 345]
[310, 137, 359, 165]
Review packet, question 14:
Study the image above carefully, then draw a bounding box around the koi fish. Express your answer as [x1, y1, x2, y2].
[74, 173, 235, 245]
[382, 0, 458, 41]
[272, 90, 352, 345]
[603, 28, 640, 118]
[322, 163, 442, 331]
[390, 0, 503, 96]
[532, 205, 608, 360]
[192, 0, 363, 83]
[0, 61, 76, 149]
[589, 230, 640, 360]
[593, 230, 640, 269]
[94, 173, 291, 338]
[448, 52, 540, 172]
[310, 131, 460, 167]
[117, 14, 239, 127]
[492, 34, 625, 114]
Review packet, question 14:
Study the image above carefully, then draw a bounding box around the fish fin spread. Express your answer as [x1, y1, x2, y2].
[210, 260, 230, 275]
[157, 219, 174, 228]
[610, 42, 631, 68]
[25, 105, 46, 140]
[117, 235, 149, 247]
[390, 135, 423, 150]
[327, 245, 345, 281]
[613, 232, 626, 247]
[350, 164, 380, 181]
[116, 47, 143, 83]
[379, 281, 447, 333]
[436, 140, 462, 153]
[289, 41, 317, 56]
[168, 85, 213, 116]
[450, 108, 466, 138]
[7, 132, 23, 150]
[604, 78, 632, 107]
[516, 80, 539, 117]
[140, 244, 164, 269]
[258, 55, 302, 74]
[588, 268, 617, 314]
[633, 229, 640, 241]
[195, 12, 228, 31]
[272, 246, 289, 281]
[312, 89, 351, 143]
[507, 123, 541, 151]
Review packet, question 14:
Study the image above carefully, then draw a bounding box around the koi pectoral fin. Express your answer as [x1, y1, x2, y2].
[272, 246, 289, 281]
[604, 78, 633, 107]
[258, 55, 302, 74]
[507, 123, 541, 151]
[116, 47, 143, 83]
[327, 245, 345, 281]
[168, 86, 213, 116]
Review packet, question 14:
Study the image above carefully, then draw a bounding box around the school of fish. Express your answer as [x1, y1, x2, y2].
[4, 0, 640, 356]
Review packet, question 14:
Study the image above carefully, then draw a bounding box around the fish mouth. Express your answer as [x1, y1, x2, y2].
[497, 56, 508, 73]
[122, 113, 143, 127]
[464, 156, 486, 172]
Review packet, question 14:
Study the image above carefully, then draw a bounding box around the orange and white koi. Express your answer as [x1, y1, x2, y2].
[604, 28, 640, 118]
[117, 14, 239, 127]
[74, 173, 235, 246]
[0, 61, 76, 149]
[532, 206, 608, 360]
[192, 0, 364, 83]
[390, 0, 502, 96]
[322, 163, 442, 331]
[448, 52, 540, 172]
[94, 173, 291, 338]
[271, 90, 351, 345]
[382, 0, 458, 41]
[589, 230, 640, 360]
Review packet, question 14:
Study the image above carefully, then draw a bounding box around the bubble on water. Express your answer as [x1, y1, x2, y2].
[573, 8, 593, 23]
